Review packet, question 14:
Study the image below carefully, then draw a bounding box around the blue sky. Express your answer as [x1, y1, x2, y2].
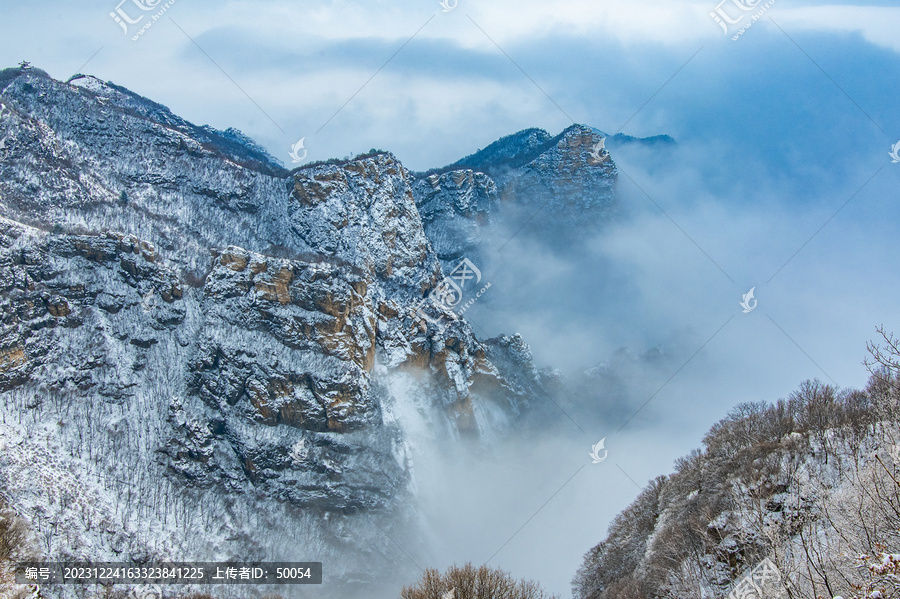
[2, 1, 900, 596]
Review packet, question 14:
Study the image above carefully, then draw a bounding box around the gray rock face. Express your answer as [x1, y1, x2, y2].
[0, 66, 585, 591]
[413, 169, 499, 263]
[289, 155, 441, 294]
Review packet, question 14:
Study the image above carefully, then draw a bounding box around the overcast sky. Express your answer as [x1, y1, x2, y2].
[0, 0, 897, 169]
[2, 1, 900, 597]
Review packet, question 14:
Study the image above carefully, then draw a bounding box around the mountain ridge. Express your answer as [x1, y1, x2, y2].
[573, 370, 900, 599]
[0, 65, 623, 596]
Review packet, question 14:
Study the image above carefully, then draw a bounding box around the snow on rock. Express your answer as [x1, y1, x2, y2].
[0, 66, 609, 594]
[412, 124, 618, 272]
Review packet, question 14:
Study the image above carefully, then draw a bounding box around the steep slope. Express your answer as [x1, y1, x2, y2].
[573, 372, 900, 599]
[0, 65, 573, 595]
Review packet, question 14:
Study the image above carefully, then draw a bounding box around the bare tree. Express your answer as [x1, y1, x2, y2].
[402, 563, 559, 599]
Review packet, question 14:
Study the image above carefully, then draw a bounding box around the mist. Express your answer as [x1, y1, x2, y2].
[2, 2, 899, 598]
[398, 107, 900, 598]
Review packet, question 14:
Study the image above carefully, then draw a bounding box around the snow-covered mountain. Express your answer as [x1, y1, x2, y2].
[413, 124, 618, 269]
[0, 65, 620, 597]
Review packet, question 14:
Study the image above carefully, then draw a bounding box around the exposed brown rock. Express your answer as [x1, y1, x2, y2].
[220, 251, 248, 272]
[47, 298, 70, 317]
[0, 347, 26, 371]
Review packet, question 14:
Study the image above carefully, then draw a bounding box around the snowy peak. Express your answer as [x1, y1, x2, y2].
[432, 127, 554, 175]
[421, 123, 610, 178]
[54, 70, 283, 174]
[412, 124, 618, 265]
[478, 123, 618, 229]
[521, 123, 615, 175]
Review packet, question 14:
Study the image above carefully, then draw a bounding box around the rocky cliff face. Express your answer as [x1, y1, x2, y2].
[0, 65, 614, 594]
[413, 169, 499, 264]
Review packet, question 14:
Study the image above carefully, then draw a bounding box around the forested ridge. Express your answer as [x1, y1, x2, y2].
[573, 327, 900, 599]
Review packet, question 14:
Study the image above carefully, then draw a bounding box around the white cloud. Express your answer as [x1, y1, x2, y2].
[204, 1, 900, 52]
[209, 0, 714, 48]
[774, 6, 900, 53]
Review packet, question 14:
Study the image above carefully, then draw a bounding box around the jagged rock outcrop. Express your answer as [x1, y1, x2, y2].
[485, 124, 617, 219]
[412, 124, 617, 272]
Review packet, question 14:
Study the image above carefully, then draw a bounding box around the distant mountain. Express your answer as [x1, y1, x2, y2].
[606, 132, 675, 148]
[418, 127, 556, 177]
[413, 124, 619, 267]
